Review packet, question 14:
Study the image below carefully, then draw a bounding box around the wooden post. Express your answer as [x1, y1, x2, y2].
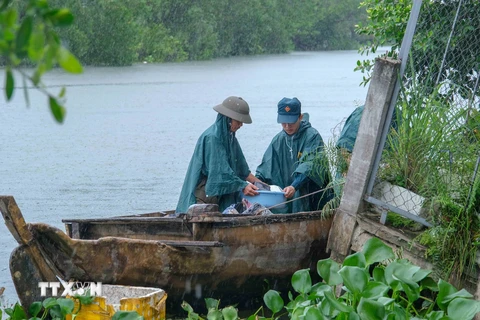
[327, 58, 401, 261]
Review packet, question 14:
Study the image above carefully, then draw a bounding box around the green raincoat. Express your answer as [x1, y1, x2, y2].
[336, 105, 365, 153]
[176, 114, 250, 213]
[255, 114, 332, 213]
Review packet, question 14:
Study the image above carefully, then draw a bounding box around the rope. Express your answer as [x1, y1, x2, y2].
[266, 184, 337, 210]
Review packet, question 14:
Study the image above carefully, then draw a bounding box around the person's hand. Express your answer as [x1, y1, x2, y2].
[283, 186, 295, 199]
[243, 183, 259, 196]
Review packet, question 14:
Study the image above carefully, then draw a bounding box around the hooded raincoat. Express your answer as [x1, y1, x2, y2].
[176, 114, 250, 213]
[255, 114, 332, 213]
[336, 105, 365, 153]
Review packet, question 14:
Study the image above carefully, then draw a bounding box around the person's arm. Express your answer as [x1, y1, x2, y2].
[242, 173, 260, 196]
[246, 173, 262, 183]
[283, 173, 309, 198]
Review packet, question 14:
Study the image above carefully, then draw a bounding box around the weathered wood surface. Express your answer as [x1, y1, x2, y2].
[351, 212, 433, 270]
[327, 58, 401, 259]
[63, 211, 329, 240]
[3, 196, 333, 314]
[0, 196, 58, 283]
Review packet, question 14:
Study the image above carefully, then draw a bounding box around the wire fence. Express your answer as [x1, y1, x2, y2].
[365, 0, 480, 228]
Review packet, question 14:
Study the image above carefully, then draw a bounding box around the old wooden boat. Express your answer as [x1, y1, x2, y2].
[0, 195, 333, 315]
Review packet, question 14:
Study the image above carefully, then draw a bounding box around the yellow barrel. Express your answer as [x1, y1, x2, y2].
[67, 284, 167, 320]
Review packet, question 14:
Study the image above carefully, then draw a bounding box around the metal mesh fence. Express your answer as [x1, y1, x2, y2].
[367, 0, 480, 228]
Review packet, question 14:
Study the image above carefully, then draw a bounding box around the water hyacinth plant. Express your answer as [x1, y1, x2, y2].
[182, 238, 480, 319]
[273, 237, 480, 319]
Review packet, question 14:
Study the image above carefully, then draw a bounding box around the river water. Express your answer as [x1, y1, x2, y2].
[0, 50, 381, 305]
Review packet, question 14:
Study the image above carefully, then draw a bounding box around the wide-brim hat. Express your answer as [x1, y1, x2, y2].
[213, 96, 252, 124]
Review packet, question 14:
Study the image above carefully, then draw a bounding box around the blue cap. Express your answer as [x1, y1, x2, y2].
[277, 97, 301, 123]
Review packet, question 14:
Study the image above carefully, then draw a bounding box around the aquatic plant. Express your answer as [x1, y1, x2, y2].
[182, 238, 480, 319]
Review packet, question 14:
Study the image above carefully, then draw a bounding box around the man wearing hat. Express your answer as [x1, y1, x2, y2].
[255, 97, 333, 213]
[176, 96, 260, 214]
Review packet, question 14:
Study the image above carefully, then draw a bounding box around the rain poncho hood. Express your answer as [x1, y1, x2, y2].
[256, 114, 332, 213]
[176, 114, 250, 213]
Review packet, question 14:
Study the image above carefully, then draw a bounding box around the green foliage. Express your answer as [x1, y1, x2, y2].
[180, 238, 480, 319]
[354, 0, 411, 85]
[279, 238, 480, 319]
[5, 0, 370, 67]
[378, 63, 480, 283]
[355, 0, 480, 99]
[1, 0, 83, 123]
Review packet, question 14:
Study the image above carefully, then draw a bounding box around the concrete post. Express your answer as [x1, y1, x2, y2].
[327, 57, 401, 261]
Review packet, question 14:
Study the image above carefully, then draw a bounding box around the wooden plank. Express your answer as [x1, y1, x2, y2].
[0, 196, 58, 282]
[159, 240, 224, 247]
[356, 212, 427, 253]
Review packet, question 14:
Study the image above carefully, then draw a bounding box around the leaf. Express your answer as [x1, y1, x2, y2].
[181, 301, 194, 313]
[323, 290, 354, 313]
[57, 46, 83, 74]
[28, 301, 43, 317]
[221, 306, 238, 320]
[49, 96, 66, 123]
[207, 309, 222, 320]
[57, 298, 74, 316]
[5, 68, 14, 100]
[22, 76, 29, 107]
[292, 269, 312, 294]
[263, 290, 284, 314]
[338, 266, 368, 295]
[437, 279, 460, 311]
[384, 260, 420, 287]
[343, 252, 366, 268]
[376, 297, 395, 307]
[28, 27, 45, 62]
[372, 267, 386, 284]
[74, 290, 95, 305]
[10, 303, 27, 319]
[357, 298, 385, 320]
[15, 16, 33, 57]
[205, 298, 219, 311]
[4, 307, 13, 316]
[309, 283, 332, 299]
[0, 0, 12, 11]
[49, 305, 62, 319]
[45, 8, 74, 26]
[411, 268, 431, 283]
[317, 259, 342, 286]
[362, 238, 394, 265]
[447, 298, 480, 319]
[426, 310, 445, 320]
[111, 311, 144, 320]
[42, 297, 58, 309]
[399, 279, 420, 303]
[361, 282, 390, 300]
[59, 87, 66, 98]
[420, 276, 438, 292]
[305, 306, 326, 320]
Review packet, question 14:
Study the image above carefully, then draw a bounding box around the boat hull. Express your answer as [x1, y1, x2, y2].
[2, 196, 333, 316]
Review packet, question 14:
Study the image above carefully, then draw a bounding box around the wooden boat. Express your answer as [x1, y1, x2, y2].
[0, 195, 333, 315]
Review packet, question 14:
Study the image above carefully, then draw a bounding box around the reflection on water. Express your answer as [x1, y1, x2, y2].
[0, 50, 380, 304]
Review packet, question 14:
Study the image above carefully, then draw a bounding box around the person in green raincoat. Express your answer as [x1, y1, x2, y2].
[334, 104, 397, 196]
[255, 97, 333, 214]
[176, 96, 261, 214]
